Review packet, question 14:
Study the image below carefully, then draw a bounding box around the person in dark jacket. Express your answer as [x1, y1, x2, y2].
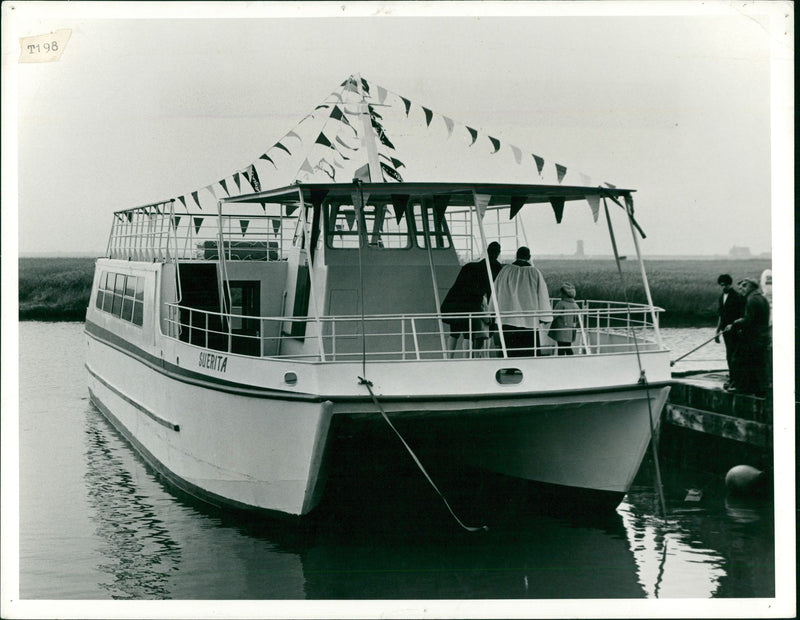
[725, 278, 771, 396]
[714, 273, 746, 387]
[441, 242, 502, 357]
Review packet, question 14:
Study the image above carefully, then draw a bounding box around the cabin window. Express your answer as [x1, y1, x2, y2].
[412, 202, 452, 249]
[95, 271, 144, 327]
[326, 202, 409, 249]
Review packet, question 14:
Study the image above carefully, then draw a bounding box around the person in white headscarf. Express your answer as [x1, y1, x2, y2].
[494, 246, 552, 356]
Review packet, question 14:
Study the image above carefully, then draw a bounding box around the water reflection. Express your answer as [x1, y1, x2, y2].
[84, 408, 182, 599]
[81, 402, 773, 600]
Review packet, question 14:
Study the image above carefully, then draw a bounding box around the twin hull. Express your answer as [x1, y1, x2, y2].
[85, 326, 670, 517]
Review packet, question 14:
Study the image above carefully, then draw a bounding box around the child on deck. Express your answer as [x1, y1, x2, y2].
[548, 283, 579, 355]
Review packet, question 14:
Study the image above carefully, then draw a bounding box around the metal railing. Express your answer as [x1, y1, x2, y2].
[107, 204, 297, 262]
[163, 300, 664, 362]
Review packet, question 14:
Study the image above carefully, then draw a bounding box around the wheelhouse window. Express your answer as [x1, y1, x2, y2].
[326, 201, 410, 249]
[95, 270, 144, 326]
[412, 201, 452, 249]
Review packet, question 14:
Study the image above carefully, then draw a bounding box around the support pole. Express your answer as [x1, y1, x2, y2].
[296, 188, 327, 362]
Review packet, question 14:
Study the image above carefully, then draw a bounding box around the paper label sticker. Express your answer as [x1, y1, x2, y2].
[19, 29, 71, 63]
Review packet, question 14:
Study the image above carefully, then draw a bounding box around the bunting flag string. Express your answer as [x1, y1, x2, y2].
[191, 191, 201, 209]
[273, 142, 292, 156]
[232, 173, 241, 191]
[171, 215, 181, 230]
[423, 107, 433, 127]
[193, 217, 204, 234]
[260, 153, 277, 168]
[239, 220, 249, 236]
[315, 132, 334, 149]
[401, 96, 412, 116]
[125, 212, 133, 223]
[376, 85, 388, 104]
[489, 136, 501, 154]
[473, 194, 491, 220]
[555, 164, 567, 184]
[272, 218, 281, 235]
[585, 194, 600, 222]
[219, 179, 229, 196]
[248, 164, 261, 192]
[380, 161, 403, 182]
[443, 116, 455, 137]
[509, 195, 526, 220]
[533, 154, 545, 177]
[466, 126, 478, 146]
[510, 145, 522, 165]
[178, 195, 187, 210]
[550, 197, 566, 223]
[285, 130, 302, 142]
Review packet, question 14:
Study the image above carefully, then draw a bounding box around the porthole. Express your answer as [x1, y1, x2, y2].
[495, 368, 523, 385]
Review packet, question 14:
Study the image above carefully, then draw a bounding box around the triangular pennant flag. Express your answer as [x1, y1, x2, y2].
[193, 217, 204, 234]
[333, 159, 344, 169]
[353, 163, 371, 182]
[249, 164, 261, 192]
[555, 164, 567, 184]
[314, 104, 331, 110]
[550, 197, 566, 223]
[328, 92, 343, 103]
[466, 126, 478, 146]
[336, 135, 357, 151]
[285, 204, 298, 216]
[377, 130, 395, 150]
[274, 142, 291, 156]
[443, 116, 454, 137]
[317, 160, 336, 180]
[585, 194, 600, 223]
[579, 173, 591, 186]
[390, 194, 410, 224]
[380, 162, 403, 182]
[473, 194, 491, 220]
[423, 107, 433, 127]
[390, 157, 405, 170]
[125, 212, 133, 223]
[205, 185, 217, 200]
[510, 145, 522, 165]
[533, 154, 545, 176]
[315, 132, 334, 149]
[401, 97, 412, 116]
[178, 195, 187, 209]
[368, 105, 383, 120]
[171, 215, 181, 229]
[298, 159, 315, 175]
[233, 172, 241, 191]
[433, 195, 450, 227]
[510, 196, 526, 220]
[240, 219, 250, 236]
[260, 153, 277, 168]
[377, 85, 388, 104]
[360, 77, 370, 94]
[258, 202, 267, 212]
[219, 179, 229, 196]
[286, 130, 301, 142]
[191, 191, 201, 209]
[330, 105, 354, 128]
[272, 218, 281, 235]
[604, 182, 617, 189]
[344, 209, 356, 231]
[489, 136, 501, 154]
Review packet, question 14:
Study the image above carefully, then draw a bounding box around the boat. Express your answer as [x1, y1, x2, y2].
[85, 76, 672, 521]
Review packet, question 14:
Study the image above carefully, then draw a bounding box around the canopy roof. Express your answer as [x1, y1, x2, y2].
[222, 181, 634, 209]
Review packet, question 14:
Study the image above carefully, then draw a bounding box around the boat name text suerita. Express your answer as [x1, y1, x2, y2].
[199, 351, 228, 373]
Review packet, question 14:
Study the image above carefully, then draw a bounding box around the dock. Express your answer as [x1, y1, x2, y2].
[660, 371, 772, 483]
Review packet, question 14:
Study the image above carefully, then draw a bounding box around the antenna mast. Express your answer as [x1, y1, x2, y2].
[355, 74, 382, 181]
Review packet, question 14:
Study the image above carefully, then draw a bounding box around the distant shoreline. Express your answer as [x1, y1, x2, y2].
[19, 256, 771, 327]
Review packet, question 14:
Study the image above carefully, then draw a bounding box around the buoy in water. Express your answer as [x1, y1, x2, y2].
[725, 464, 766, 496]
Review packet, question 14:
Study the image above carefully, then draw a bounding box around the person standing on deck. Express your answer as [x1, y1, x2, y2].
[714, 273, 746, 389]
[494, 246, 552, 357]
[548, 283, 579, 355]
[725, 278, 771, 396]
[441, 242, 502, 357]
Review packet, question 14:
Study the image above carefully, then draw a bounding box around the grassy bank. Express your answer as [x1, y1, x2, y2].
[19, 256, 771, 326]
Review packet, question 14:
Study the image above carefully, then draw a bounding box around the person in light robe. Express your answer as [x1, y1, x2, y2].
[494, 246, 552, 357]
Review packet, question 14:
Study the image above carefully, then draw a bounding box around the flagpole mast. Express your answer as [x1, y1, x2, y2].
[355, 74, 382, 181]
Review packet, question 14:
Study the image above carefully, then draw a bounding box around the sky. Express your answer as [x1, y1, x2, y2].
[3, 2, 791, 260]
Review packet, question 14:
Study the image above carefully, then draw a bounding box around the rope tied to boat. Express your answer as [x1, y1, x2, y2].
[358, 376, 488, 533]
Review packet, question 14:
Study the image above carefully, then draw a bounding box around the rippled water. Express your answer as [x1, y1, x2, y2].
[14, 322, 778, 614]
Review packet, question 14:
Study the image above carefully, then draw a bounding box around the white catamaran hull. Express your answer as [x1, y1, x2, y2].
[87, 325, 669, 516]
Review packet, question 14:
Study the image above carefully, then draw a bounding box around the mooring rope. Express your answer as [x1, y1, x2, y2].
[358, 376, 488, 533]
[603, 196, 668, 521]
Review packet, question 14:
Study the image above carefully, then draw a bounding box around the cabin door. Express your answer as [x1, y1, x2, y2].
[229, 280, 260, 356]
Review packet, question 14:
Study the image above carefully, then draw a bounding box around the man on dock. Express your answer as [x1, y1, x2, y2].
[725, 278, 771, 397]
[714, 274, 745, 389]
